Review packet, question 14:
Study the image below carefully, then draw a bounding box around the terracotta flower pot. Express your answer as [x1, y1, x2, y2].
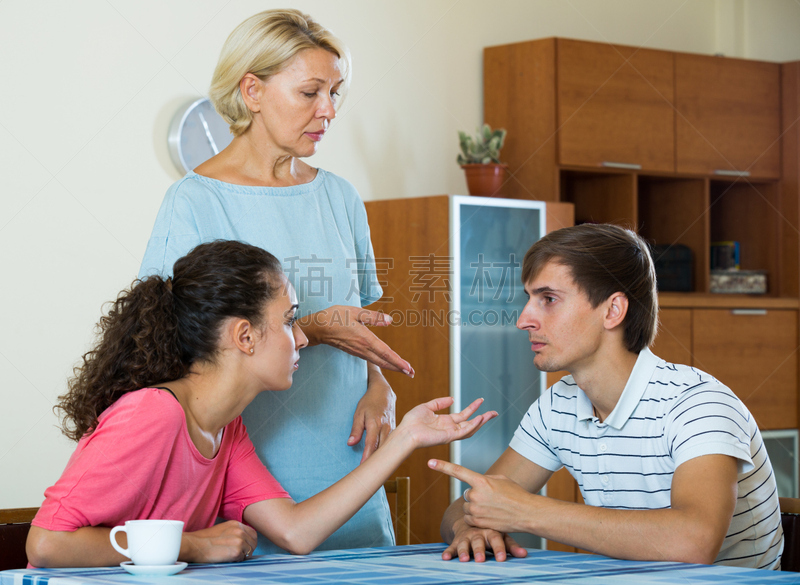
[461, 164, 509, 197]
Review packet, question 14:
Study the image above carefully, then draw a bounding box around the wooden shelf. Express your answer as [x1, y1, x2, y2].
[709, 179, 782, 292]
[560, 170, 636, 227]
[658, 292, 799, 309]
[639, 176, 709, 292]
[558, 171, 784, 297]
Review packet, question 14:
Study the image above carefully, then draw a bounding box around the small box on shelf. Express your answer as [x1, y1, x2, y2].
[710, 270, 768, 294]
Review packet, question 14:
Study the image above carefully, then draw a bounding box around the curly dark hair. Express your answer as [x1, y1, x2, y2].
[57, 240, 284, 441]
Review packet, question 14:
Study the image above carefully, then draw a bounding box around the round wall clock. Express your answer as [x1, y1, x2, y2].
[167, 97, 233, 174]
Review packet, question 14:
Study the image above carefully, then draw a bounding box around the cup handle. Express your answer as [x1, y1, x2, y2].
[109, 525, 130, 559]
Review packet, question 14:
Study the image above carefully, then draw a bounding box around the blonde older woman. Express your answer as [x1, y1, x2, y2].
[139, 10, 411, 554]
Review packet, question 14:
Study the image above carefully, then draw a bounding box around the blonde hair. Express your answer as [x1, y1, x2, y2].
[209, 9, 351, 137]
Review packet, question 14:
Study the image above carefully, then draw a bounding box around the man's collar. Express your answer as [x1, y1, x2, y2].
[576, 348, 660, 429]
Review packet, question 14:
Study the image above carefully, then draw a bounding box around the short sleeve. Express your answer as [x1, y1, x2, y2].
[665, 383, 754, 473]
[33, 391, 182, 532]
[139, 179, 205, 279]
[509, 388, 563, 472]
[219, 418, 291, 522]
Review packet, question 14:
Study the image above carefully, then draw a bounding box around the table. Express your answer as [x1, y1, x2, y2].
[3, 544, 799, 584]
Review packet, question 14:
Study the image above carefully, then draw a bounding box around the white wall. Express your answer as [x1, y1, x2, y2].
[1, 0, 797, 507]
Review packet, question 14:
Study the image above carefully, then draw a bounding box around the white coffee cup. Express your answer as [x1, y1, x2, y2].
[110, 519, 184, 565]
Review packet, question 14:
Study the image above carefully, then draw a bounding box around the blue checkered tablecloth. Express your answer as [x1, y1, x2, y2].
[3, 544, 800, 584]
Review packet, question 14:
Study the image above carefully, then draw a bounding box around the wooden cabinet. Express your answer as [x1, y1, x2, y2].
[693, 308, 798, 429]
[652, 308, 692, 366]
[483, 38, 558, 201]
[655, 302, 799, 430]
[557, 39, 675, 172]
[482, 39, 800, 545]
[485, 39, 791, 297]
[363, 196, 451, 545]
[782, 62, 800, 299]
[486, 38, 782, 185]
[675, 53, 781, 178]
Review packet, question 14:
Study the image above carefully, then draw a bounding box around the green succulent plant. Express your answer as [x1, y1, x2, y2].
[457, 123, 507, 165]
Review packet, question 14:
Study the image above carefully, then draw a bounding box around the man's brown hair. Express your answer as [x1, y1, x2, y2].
[521, 223, 658, 353]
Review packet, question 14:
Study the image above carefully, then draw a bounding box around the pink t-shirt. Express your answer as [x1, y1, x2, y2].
[33, 388, 290, 533]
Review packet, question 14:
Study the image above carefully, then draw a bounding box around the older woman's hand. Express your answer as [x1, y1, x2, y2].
[297, 305, 415, 375]
[349, 364, 396, 462]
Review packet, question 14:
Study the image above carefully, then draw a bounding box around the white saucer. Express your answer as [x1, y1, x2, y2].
[120, 561, 188, 576]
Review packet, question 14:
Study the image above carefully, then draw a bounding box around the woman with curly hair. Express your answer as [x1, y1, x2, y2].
[26, 240, 495, 568]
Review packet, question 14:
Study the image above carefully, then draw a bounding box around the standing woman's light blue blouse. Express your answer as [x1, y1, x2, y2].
[139, 169, 394, 553]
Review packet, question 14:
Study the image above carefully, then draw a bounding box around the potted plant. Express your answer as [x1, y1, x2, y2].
[457, 124, 508, 197]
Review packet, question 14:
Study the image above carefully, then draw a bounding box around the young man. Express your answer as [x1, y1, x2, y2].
[432, 224, 783, 570]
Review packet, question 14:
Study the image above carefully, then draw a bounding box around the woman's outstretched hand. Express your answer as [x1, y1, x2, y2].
[297, 305, 415, 376]
[399, 397, 497, 448]
[242, 398, 495, 556]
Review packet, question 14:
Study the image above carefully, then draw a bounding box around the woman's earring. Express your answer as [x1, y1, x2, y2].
[250, 348, 254, 354]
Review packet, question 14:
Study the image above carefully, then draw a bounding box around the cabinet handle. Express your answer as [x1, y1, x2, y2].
[731, 309, 767, 316]
[601, 161, 642, 170]
[714, 169, 751, 177]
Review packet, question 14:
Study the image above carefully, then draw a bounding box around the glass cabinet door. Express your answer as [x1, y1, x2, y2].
[451, 196, 547, 548]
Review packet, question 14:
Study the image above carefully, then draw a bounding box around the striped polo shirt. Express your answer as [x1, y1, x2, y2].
[510, 348, 783, 570]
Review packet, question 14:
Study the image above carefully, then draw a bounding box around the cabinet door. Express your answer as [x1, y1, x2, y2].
[365, 196, 452, 545]
[676, 54, 781, 178]
[556, 39, 675, 172]
[692, 309, 798, 429]
[652, 308, 692, 365]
